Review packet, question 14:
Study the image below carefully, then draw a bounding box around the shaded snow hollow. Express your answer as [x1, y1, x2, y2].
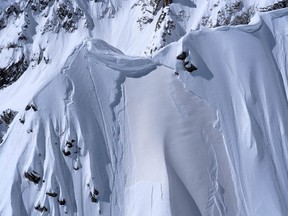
[0, 6, 288, 216]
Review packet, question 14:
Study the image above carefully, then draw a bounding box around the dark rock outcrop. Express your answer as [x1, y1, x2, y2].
[0, 56, 29, 90]
[35, 204, 48, 213]
[24, 171, 41, 184]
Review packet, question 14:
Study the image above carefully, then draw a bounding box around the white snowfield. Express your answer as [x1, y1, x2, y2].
[0, 2, 287, 216]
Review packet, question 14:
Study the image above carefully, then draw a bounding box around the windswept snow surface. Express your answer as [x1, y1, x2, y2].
[0, 39, 156, 216]
[0, 38, 234, 215]
[0, 37, 236, 215]
[0, 2, 288, 216]
[154, 8, 288, 216]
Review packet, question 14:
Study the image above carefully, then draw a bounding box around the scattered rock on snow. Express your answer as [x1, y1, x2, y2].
[24, 171, 41, 184]
[176, 51, 187, 60]
[35, 204, 48, 213]
[58, 198, 66, 205]
[90, 188, 99, 203]
[62, 149, 71, 156]
[46, 191, 58, 197]
[176, 51, 197, 73]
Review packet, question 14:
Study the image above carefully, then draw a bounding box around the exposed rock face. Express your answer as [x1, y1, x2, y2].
[199, 2, 256, 28]
[0, 109, 18, 143]
[259, 0, 288, 11]
[0, 0, 285, 77]
[0, 0, 85, 90]
[43, 2, 84, 33]
[24, 171, 41, 184]
[0, 56, 29, 90]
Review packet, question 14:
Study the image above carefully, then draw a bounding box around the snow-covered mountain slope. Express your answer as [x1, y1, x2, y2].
[0, 0, 286, 82]
[0, 0, 286, 91]
[154, 8, 288, 215]
[0, 0, 288, 215]
[0, 0, 286, 102]
[0, 37, 237, 215]
[0, 39, 155, 215]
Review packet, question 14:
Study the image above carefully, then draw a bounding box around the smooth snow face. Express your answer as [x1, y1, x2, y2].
[125, 68, 237, 216]
[154, 8, 288, 216]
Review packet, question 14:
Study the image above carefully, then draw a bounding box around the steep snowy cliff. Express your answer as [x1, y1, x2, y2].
[0, 0, 288, 216]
